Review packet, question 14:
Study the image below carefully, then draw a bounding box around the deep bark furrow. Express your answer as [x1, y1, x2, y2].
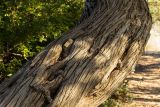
[9, 78, 33, 106]
[0, 77, 32, 107]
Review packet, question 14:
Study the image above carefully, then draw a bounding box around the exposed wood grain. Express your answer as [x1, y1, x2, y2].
[0, 0, 152, 107]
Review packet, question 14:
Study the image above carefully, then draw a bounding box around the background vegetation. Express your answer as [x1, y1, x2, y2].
[0, 0, 84, 81]
[148, 0, 160, 21]
[0, 0, 159, 106]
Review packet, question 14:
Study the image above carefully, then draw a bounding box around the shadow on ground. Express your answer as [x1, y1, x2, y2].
[125, 52, 160, 107]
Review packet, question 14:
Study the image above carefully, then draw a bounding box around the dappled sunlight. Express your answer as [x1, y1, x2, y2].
[125, 52, 160, 107]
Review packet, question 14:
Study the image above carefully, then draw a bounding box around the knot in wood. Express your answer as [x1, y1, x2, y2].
[63, 39, 73, 48]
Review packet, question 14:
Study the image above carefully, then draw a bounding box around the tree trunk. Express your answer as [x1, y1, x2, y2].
[0, 0, 152, 107]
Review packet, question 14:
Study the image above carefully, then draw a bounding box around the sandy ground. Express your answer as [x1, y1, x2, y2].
[124, 53, 160, 107]
[125, 21, 160, 107]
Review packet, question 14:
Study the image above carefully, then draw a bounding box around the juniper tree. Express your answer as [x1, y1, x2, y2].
[0, 0, 152, 107]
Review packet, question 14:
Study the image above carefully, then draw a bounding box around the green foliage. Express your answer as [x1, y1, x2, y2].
[111, 81, 132, 103]
[0, 0, 84, 80]
[148, 0, 160, 21]
[100, 99, 121, 107]
[100, 80, 132, 107]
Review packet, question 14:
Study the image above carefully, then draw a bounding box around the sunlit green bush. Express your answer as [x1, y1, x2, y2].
[148, 0, 160, 21]
[100, 80, 132, 107]
[0, 0, 84, 80]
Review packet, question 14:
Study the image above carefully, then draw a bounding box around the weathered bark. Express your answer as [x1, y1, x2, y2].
[0, 0, 152, 107]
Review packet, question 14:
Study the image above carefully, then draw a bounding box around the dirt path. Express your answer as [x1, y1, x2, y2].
[125, 53, 160, 107]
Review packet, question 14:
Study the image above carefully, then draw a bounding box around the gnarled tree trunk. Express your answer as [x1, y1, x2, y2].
[0, 0, 152, 107]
